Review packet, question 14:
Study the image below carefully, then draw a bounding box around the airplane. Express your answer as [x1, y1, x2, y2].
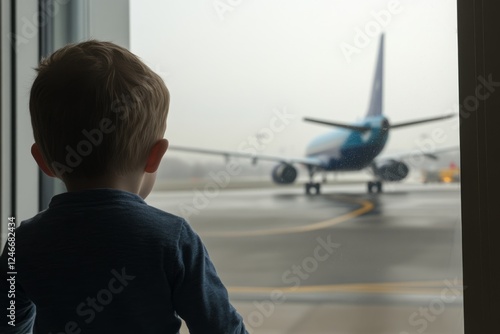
[169, 34, 455, 195]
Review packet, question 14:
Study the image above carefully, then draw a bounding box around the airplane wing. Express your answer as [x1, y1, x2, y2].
[303, 117, 372, 132]
[303, 114, 455, 131]
[389, 114, 455, 129]
[375, 145, 460, 163]
[168, 145, 327, 168]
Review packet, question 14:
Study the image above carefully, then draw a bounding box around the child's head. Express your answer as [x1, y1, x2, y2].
[29, 40, 170, 187]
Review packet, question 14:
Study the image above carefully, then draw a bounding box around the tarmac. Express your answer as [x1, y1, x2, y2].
[147, 181, 463, 334]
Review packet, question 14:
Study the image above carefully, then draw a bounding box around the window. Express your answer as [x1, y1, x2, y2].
[131, 1, 463, 333]
[2, 0, 499, 332]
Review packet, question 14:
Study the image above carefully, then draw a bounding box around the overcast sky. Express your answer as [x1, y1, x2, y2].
[129, 0, 459, 160]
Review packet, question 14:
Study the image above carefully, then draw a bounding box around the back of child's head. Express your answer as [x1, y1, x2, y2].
[29, 40, 170, 180]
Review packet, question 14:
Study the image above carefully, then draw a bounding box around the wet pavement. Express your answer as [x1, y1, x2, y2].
[148, 182, 463, 334]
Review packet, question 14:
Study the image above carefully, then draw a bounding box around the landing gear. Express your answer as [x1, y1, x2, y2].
[368, 181, 383, 193]
[305, 182, 321, 195]
[305, 166, 321, 195]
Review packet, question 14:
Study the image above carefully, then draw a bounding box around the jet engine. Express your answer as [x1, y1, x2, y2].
[271, 163, 298, 184]
[375, 160, 409, 181]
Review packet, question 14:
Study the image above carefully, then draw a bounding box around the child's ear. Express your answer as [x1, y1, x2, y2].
[144, 139, 169, 173]
[31, 143, 56, 177]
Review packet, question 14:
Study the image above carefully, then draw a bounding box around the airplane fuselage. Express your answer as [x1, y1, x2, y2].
[305, 116, 389, 171]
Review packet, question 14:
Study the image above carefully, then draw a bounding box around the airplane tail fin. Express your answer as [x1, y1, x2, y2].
[365, 34, 384, 118]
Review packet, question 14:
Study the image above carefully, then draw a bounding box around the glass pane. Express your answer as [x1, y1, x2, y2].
[131, 1, 462, 333]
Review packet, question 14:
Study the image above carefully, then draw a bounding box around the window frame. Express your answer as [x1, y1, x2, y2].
[457, 0, 500, 332]
[1, 0, 499, 332]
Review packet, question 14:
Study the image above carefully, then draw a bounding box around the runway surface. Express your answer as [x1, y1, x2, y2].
[147, 182, 463, 334]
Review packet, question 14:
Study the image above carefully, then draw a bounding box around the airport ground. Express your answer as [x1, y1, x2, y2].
[147, 181, 463, 334]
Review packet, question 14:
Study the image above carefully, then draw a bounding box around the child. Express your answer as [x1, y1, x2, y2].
[0, 40, 248, 334]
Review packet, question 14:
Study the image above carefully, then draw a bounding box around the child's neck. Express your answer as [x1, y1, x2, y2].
[63, 172, 143, 196]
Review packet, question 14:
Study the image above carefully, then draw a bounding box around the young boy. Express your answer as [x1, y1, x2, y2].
[0, 40, 248, 334]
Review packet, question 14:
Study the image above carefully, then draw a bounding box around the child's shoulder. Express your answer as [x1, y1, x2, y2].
[16, 189, 191, 241]
[142, 204, 191, 233]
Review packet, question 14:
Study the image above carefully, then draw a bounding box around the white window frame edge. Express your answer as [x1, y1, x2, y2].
[1, 0, 14, 249]
[1, 0, 39, 248]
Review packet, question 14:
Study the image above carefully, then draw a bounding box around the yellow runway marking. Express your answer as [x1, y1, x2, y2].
[228, 280, 463, 296]
[202, 196, 374, 237]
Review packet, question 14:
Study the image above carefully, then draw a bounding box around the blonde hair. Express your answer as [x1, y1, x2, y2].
[29, 40, 170, 179]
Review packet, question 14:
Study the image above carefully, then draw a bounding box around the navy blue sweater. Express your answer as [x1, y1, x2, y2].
[0, 189, 247, 334]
